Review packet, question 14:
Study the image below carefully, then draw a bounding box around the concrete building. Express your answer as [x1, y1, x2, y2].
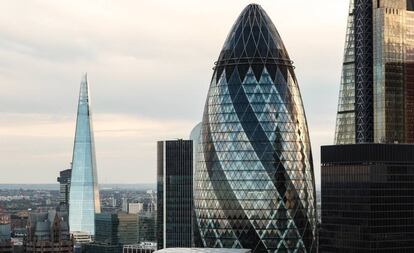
[154, 249, 251, 253]
[128, 203, 143, 215]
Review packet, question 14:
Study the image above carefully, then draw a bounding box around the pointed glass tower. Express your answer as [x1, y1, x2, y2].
[69, 74, 101, 236]
[194, 4, 317, 252]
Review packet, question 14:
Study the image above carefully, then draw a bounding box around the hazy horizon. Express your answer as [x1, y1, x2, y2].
[0, 0, 349, 185]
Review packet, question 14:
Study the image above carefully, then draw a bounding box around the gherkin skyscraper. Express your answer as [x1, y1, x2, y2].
[194, 4, 317, 253]
[69, 74, 101, 236]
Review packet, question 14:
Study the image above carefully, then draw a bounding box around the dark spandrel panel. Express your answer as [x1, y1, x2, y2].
[321, 146, 414, 252]
[321, 144, 414, 164]
[408, 0, 414, 11]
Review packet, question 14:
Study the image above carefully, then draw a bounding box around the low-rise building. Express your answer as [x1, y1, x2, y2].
[24, 210, 73, 253]
[123, 242, 156, 253]
[154, 249, 251, 253]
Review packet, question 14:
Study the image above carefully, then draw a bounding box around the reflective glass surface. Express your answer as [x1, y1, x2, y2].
[194, 4, 317, 253]
[335, 0, 356, 144]
[69, 74, 101, 236]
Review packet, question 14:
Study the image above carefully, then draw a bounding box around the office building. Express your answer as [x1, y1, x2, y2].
[128, 203, 144, 215]
[122, 198, 129, 213]
[157, 140, 193, 249]
[154, 249, 251, 253]
[123, 242, 157, 253]
[320, 144, 414, 252]
[24, 210, 73, 253]
[335, 0, 414, 144]
[322, 1, 414, 252]
[57, 168, 71, 211]
[137, 212, 156, 243]
[69, 74, 101, 236]
[84, 212, 138, 253]
[194, 4, 318, 252]
[0, 209, 12, 252]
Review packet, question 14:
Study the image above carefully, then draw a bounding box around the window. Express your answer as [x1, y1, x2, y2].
[408, 0, 414, 11]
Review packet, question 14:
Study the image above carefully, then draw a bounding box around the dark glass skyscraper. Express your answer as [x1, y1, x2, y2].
[320, 144, 414, 253]
[57, 168, 72, 211]
[194, 4, 317, 252]
[322, 1, 414, 252]
[335, 0, 414, 144]
[69, 74, 101, 236]
[157, 140, 193, 249]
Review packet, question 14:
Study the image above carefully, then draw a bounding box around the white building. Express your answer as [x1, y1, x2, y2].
[128, 203, 144, 214]
[154, 249, 251, 253]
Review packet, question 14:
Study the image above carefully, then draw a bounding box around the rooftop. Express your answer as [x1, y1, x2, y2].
[154, 249, 251, 253]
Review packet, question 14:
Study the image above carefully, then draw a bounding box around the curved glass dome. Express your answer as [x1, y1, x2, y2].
[194, 4, 317, 253]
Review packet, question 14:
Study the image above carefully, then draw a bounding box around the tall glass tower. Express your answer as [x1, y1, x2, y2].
[194, 4, 317, 252]
[335, 0, 414, 144]
[69, 74, 101, 236]
[157, 140, 194, 249]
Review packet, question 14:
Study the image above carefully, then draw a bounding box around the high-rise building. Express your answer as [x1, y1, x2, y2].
[69, 74, 101, 236]
[194, 4, 317, 252]
[0, 209, 12, 253]
[24, 210, 73, 253]
[320, 144, 414, 252]
[137, 212, 156, 243]
[335, 0, 414, 144]
[157, 140, 193, 249]
[84, 212, 138, 253]
[322, 1, 414, 252]
[122, 198, 129, 213]
[57, 168, 72, 211]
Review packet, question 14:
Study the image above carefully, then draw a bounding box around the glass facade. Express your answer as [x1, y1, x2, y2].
[335, 0, 414, 144]
[335, 0, 356, 144]
[373, 0, 414, 143]
[137, 212, 156, 243]
[157, 140, 194, 249]
[320, 144, 414, 253]
[69, 74, 101, 236]
[57, 168, 71, 211]
[194, 4, 317, 253]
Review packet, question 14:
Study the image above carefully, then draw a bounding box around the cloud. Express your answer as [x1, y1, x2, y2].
[0, 113, 197, 184]
[0, 0, 348, 183]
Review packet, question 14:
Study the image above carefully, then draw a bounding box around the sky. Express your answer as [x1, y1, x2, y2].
[0, 0, 349, 187]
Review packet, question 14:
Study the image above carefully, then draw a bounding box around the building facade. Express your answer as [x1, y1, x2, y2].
[57, 168, 72, 211]
[157, 140, 193, 249]
[123, 242, 157, 253]
[0, 210, 12, 252]
[320, 144, 414, 252]
[194, 4, 317, 252]
[335, 0, 414, 144]
[128, 203, 144, 215]
[69, 74, 101, 236]
[24, 210, 73, 253]
[85, 212, 138, 253]
[137, 212, 156, 243]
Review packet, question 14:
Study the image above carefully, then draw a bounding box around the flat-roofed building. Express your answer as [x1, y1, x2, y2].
[154, 249, 251, 253]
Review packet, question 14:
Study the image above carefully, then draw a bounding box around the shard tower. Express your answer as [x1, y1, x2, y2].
[69, 74, 101, 236]
[194, 4, 317, 253]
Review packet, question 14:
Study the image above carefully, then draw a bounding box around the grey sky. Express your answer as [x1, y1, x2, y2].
[0, 0, 348, 186]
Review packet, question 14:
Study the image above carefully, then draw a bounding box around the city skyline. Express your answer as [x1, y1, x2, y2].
[0, 1, 349, 185]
